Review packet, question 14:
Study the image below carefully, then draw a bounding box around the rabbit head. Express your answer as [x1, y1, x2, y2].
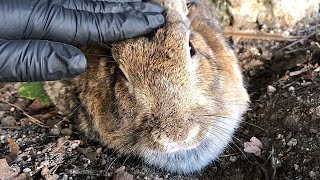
[108, 0, 249, 173]
[45, 0, 249, 174]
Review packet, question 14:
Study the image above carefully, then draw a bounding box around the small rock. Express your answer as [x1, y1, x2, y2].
[0, 111, 5, 118]
[96, 148, 102, 154]
[10, 107, 15, 112]
[0, 135, 5, 141]
[287, 138, 298, 146]
[288, 86, 295, 92]
[294, 164, 299, 170]
[50, 127, 61, 135]
[309, 171, 316, 178]
[61, 174, 68, 180]
[1, 116, 16, 126]
[271, 156, 282, 168]
[276, 134, 284, 139]
[0, 103, 12, 111]
[61, 128, 72, 135]
[45, 119, 60, 126]
[229, 156, 237, 162]
[267, 85, 276, 93]
[23, 167, 32, 173]
[11, 165, 20, 173]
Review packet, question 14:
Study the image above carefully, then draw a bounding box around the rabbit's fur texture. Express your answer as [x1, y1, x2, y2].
[45, 0, 249, 174]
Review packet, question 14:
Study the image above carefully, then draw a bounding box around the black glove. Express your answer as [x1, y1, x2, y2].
[0, 0, 165, 82]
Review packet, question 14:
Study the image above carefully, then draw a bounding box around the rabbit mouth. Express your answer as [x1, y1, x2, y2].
[140, 120, 239, 174]
[141, 136, 227, 174]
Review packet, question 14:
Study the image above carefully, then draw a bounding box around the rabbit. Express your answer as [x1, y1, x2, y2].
[44, 0, 249, 174]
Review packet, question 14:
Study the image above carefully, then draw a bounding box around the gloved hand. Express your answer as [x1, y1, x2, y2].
[0, 0, 165, 82]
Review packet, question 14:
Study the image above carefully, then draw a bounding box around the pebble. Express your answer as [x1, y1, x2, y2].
[287, 138, 298, 146]
[271, 156, 282, 168]
[0, 135, 5, 141]
[50, 127, 61, 135]
[229, 156, 237, 162]
[61, 128, 73, 135]
[276, 134, 284, 140]
[1, 116, 16, 126]
[0, 111, 5, 118]
[267, 85, 276, 93]
[96, 147, 102, 154]
[0, 103, 12, 111]
[23, 167, 32, 173]
[288, 86, 295, 92]
[61, 174, 68, 180]
[309, 171, 316, 178]
[294, 164, 299, 170]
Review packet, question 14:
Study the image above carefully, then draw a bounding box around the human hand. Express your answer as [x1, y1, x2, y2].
[0, 0, 165, 82]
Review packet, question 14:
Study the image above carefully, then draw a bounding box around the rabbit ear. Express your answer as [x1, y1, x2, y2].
[150, 0, 189, 23]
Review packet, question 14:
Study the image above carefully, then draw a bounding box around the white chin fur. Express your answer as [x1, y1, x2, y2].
[141, 116, 241, 174]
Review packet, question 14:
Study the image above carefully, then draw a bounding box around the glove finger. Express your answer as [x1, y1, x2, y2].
[0, 39, 86, 82]
[57, 0, 163, 14]
[25, 6, 165, 44]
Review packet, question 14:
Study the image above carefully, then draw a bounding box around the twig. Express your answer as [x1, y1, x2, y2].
[242, 121, 269, 132]
[284, 47, 308, 54]
[279, 29, 320, 51]
[315, 42, 320, 49]
[0, 100, 49, 128]
[219, 152, 240, 158]
[223, 30, 299, 41]
[68, 169, 108, 176]
[298, 24, 320, 34]
[0, 126, 21, 129]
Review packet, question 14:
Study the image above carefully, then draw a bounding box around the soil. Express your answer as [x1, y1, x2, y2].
[0, 20, 320, 180]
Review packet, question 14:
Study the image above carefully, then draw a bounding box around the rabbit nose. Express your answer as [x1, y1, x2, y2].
[152, 125, 200, 153]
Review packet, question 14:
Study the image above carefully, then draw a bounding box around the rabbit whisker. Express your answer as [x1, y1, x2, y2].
[193, 114, 266, 132]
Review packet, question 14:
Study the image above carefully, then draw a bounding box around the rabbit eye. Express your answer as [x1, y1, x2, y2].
[189, 41, 196, 57]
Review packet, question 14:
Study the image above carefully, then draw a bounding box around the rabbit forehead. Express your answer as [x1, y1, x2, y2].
[112, 23, 191, 81]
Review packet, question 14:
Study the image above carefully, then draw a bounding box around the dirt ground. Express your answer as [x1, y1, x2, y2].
[0, 19, 320, 180]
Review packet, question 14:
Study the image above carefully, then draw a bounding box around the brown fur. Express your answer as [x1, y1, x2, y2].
[45, 0, 249, 173]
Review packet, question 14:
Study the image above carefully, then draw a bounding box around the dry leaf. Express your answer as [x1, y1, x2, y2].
[243, 137, 263, 156]
[0, 138, 20, 163]
[41, 166, 59, 180]
[28, 98, 48, 111]
[0, 158, 18, 180]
